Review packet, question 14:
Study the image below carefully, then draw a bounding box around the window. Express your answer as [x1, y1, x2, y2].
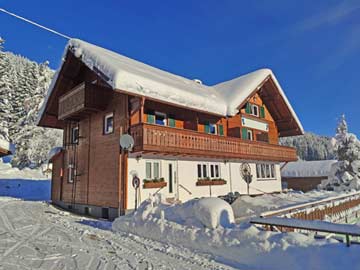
[256, 164, 276, 180]
[68, 164, 74, 183]
[104, 113, 114, 134]
[209, 123, 217, 134]
[145, 161, 160, 179]
[197, 163, 220, 179]
[247, 130, 253, 140]
[205, 122, 217, 135]
[71, 127, 79, 144]
[210, 164, 220, 178]
[251, 104, 259, 117]
[155, 112, 167, 126]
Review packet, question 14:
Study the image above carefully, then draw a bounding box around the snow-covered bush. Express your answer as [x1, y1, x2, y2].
[319, 115, 360, 191]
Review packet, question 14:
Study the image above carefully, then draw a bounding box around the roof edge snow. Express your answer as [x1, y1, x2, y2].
[38, 39, 303, 135]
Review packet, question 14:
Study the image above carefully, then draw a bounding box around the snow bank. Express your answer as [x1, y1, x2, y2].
[282, 160, 337, 178]
[0, 160, 49, 180]
[113, 196, 359, 270]
[164, 197, 234, 229]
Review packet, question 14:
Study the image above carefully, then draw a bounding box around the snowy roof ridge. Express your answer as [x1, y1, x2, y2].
[38, 38, 303, 132]
[281, 160, 337, 178]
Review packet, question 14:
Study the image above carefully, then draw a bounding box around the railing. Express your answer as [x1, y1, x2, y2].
[260, 191, 360, 223]
[58, 83, 86, 120]
[58, 82, 112, 120]
[130, 123, 297, 162]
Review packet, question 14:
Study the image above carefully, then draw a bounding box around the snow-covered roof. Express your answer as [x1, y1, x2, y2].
[281, 160, 337, 178]
[48, 147, 63, 162]
[39, 39, 303, 134]
[0, 138, 11, 154]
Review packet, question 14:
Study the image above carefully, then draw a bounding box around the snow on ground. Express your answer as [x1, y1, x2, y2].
[231, 190, 339, 222]
[0, 160, 50, 201]
[113, 196, 360, 270]
[0, 179, 50, 201]
[0, 198, 232, 270]
[0, 160, 49, 180]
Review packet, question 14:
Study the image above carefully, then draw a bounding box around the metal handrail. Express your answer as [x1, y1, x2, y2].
[179, 184, 192, 195]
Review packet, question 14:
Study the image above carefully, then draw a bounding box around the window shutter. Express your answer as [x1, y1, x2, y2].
[260, 106, 265, 118]
[204, 121, 210, 133]
[245, 102, 251, 114]
[242, 127, 248, 139]
[168, 117, 176, 127]
[147, 113, 155, 124]
[218, 124, 224, 136]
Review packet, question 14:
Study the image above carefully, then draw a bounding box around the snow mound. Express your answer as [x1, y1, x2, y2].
[112, 195, 356, 269]
[0, 159, 49, 180]
[164, 197, 234, 229]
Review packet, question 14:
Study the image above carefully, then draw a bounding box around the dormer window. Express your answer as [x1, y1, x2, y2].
[251, 104, 259, 117]
[245, 102, 265, 118]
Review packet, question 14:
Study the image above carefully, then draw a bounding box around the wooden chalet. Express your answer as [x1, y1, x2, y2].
[38, 39, 303, 219]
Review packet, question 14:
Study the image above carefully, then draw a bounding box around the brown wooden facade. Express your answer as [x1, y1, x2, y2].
[39, 50, 301, 217]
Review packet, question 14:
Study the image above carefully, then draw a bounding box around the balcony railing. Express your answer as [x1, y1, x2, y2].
[130, 123, 297, 162]
[58, 82, 112, 120]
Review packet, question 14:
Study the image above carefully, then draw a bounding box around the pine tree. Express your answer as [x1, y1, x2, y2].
[319, 115, 360, 191]
[0, 38, 12, 142]
[280, 132, 335, 161]
[0, 37, 63, 168]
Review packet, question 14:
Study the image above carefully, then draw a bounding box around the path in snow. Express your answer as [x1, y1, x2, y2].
[0, 198, 235, 270]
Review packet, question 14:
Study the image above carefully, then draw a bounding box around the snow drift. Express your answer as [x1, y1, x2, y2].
[112, 196, 359, 270]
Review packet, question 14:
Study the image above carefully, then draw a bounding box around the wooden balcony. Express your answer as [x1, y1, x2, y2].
[58, 82, 112, 120]
[130, 123, 298, 162]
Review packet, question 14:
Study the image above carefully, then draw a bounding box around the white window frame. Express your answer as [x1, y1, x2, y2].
[247, 129, 253, 141]
[250, 104, 259, 117]
[68, 164, 74, 183]
[145, 160, 161, 180]
[155, 111, 167, 126]
[209, 123, 217, 135]
[197, 163, 221, 179]
[71, 127, 79, 144]
[104, 112, 114, 134]
[256, 163, 276, 180]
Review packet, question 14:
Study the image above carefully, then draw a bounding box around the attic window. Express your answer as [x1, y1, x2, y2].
[250, 104, 259, 117]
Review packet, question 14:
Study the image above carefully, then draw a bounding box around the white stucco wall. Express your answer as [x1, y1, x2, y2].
[127, 155, 282, 210]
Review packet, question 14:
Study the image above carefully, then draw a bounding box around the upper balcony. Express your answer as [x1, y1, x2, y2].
[130, 123, 297, 162]
[58, 82, 112, 121]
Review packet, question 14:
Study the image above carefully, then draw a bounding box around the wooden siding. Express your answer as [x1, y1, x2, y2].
[60, 92, 128, 209]
[282, 176, 327, 192]
[130, 123, 297, 162]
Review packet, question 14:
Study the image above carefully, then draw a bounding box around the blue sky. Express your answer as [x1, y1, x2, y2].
[0, 0, 359, 137]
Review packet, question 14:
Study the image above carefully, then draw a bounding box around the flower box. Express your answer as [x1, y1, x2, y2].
[196, 179, 227, 186]
[143, 181, 167, 189]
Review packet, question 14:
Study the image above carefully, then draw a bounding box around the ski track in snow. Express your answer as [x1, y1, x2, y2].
[0, 198, 235, 270]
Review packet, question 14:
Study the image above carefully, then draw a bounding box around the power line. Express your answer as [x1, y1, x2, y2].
[0, 8, 71, 40]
